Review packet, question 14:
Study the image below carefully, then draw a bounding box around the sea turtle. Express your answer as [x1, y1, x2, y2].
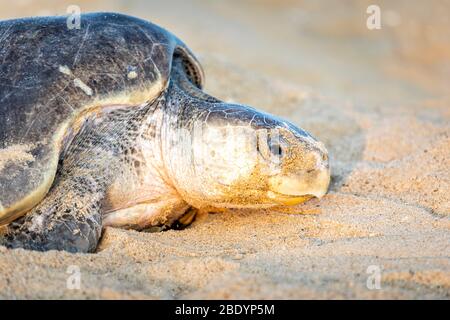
[0, 13, 330, 253]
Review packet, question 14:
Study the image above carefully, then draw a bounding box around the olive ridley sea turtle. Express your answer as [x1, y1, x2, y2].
[0, 13, 330, 253]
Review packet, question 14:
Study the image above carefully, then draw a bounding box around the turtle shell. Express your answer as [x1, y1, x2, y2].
[0, 12, 204, 224]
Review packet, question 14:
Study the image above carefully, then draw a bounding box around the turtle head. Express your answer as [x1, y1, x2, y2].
[164, 100, 330, 210]
[260, 118, 331, 206]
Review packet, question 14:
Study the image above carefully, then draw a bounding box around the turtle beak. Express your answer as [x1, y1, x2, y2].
[267, 168, 330, 205]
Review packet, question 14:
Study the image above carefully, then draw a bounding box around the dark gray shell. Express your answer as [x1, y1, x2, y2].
[0, 12, 204, 224]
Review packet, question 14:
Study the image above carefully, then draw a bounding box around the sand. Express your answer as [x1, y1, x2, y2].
[0, 0, 449, 299]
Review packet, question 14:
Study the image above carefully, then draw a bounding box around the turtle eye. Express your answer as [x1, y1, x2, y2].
[256, 129, 286, 162]
[269, 141, 283, 157]
[267, 131, 287, 160]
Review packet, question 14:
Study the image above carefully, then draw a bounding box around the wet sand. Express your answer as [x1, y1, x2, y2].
[0, 0, 449, 299]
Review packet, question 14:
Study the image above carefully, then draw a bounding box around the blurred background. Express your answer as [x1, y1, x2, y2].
[1, 0, 449, 108]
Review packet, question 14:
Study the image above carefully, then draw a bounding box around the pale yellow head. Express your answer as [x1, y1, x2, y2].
[163, 103, 330, 210]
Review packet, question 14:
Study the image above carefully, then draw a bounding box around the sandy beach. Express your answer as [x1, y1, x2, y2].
[0, 0, 449, 299]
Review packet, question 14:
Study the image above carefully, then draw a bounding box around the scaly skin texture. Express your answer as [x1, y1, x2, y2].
[4, 98, 161, 252]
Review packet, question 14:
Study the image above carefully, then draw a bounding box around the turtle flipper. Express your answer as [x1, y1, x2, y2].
[3, 175, 104, 253]
[2, 108, 122, 253]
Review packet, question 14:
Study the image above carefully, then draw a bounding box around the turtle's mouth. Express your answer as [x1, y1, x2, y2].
[267, 191, 314, 206]
[267, 170, 330, 206]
